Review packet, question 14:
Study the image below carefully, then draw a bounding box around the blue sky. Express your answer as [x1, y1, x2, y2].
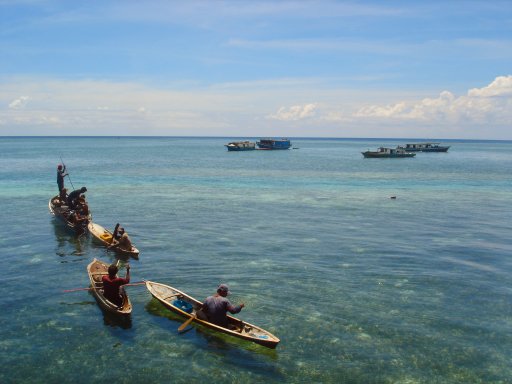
[1, 0, 511, 139]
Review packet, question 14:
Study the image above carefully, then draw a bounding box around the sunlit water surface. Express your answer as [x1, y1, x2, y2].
[0, 137, 511, 383]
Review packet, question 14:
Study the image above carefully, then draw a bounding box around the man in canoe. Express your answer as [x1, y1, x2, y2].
[102, 263, 130, 307]
[108, 226, 133, 251]
[198, 284, 244, 329]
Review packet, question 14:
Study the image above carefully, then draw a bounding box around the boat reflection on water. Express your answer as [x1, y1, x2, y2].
[53, 224, 86, 259]
[95, 300, 132, 330]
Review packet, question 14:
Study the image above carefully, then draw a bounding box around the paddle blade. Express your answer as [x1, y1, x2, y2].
[178, 315, 195, 332]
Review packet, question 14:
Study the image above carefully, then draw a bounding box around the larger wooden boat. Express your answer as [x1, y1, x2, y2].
[256, 138, 291, 150]
[87, 258, 132, 316]
[48, 195, 90, 234]
[225, 141, 256, 151]
[88, 222, 140, 258]
[362, 147, 416, 158]
[145, 281, 280, 349]
[398, 142, 450, 152]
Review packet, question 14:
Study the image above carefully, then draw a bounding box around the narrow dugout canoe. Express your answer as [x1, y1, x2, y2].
[145, 281, 280, 349]
[87, 222, 140, 258]
[49, 196, 90, 234]
[87, 258, 132, 316]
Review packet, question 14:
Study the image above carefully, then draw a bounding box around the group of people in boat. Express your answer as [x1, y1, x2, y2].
[55, 164, 134, 251]
[56, 164, 244, 325]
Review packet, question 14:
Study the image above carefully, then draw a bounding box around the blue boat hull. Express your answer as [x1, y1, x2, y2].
[257, 139, 291, 150]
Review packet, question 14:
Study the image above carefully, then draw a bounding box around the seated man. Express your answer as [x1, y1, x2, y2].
[109, 227, 133, 251]
[102, 264, 130, 307]
[77, 197, 89, 218]
[68, 210, 88, 226]
[198, 284, 244, 328]
[59, 188, 68, 205]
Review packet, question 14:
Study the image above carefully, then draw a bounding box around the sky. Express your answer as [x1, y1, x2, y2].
[1, 0, 511, 139]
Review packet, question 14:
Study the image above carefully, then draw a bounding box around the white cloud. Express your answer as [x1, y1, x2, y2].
[467, 75, 512, 97]
[0, 76, 511, 139]
[8, 96, 30, 109]
[353, 75, 512, 124]
[268, 103, 317, 121]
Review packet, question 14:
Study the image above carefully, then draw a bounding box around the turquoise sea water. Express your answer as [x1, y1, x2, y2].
[0, 137, 511, 383]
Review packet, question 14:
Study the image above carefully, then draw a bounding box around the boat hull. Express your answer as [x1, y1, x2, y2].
[87, 258, 132, 316]
[88, 222, 140, 258]
[405, 147, 450, 152]
[399, 143, 450, 152]
[256, 139, 291, 150]
[49, 196, 90, 234]
[225, 141, 256, 151]
[145, 281, 280, 348]
[362, 151, 416, 158]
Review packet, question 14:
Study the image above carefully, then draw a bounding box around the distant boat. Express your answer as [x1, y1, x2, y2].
[256, 138, 292, 150]
[362, 147, 416, 158]
[225, 141, 256, 151]
[398, 142, 450, 152]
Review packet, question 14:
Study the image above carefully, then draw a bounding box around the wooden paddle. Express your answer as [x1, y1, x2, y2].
[178, 314, 196, 332]
[63, 281, 145, 293]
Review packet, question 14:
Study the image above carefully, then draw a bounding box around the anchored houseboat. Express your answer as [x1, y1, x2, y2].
[398, 142, 450, 152]
[225, 141, 256, 151]
[256, 138, 292, 150]
[362, 147, 416, 158]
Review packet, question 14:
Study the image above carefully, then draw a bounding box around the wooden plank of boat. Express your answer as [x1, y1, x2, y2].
[87, 258, 132, 316]
[87, 222, 140, 258]
[49, 196, 90, 234]
[145, 281, 280, 349]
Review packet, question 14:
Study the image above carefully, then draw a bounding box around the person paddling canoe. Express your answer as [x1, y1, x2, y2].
[102, 263, 130, 307]
[197, 284, 245, 329]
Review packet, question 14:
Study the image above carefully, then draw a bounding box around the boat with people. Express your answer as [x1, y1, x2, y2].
[225, 141, 256, 151]
[256, 138, 292, 150]
[397, 142, 450, 152]
[49, 195, 91, 234]
[362, 147, 416, 158]
[145, 281, 280, 349]
[88, 222, 140, 258]
[87, 258, 132, 316]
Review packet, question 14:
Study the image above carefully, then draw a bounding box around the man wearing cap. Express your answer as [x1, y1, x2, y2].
[198, 284, 245, 328]
[56, 164, 68, 193]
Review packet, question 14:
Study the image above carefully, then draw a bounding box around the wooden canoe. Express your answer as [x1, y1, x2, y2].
[145, 281, 280, 349]
[88, 222, 140, 258]
[87, 258, 132, 316]
[49, 195, 90, 234]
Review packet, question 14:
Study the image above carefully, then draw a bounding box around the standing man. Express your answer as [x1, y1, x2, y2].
[56, 164, 68, 193]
